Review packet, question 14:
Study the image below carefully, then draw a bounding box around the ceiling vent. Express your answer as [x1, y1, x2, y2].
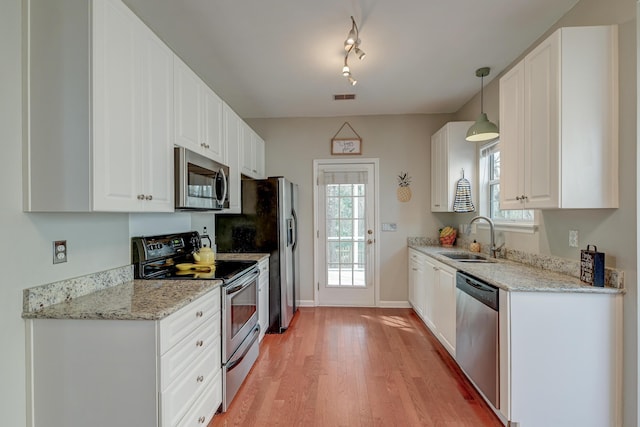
[334, 94, 356, 101]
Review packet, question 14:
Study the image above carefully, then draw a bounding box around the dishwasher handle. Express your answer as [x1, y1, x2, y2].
[456, 272, 499, 311]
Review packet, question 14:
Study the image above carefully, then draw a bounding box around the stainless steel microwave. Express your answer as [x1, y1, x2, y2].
[174, 147, 229, 210]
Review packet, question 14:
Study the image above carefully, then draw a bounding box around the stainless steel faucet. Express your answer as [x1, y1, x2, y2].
[466, 215, 501, 258]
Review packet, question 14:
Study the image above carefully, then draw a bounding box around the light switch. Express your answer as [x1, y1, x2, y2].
[382, 223, 397, 232]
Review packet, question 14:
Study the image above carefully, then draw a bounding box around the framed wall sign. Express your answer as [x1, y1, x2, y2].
[331, 138, 362, 155]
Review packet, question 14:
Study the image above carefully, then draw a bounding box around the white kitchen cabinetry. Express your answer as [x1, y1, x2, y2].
[408, 249, 427, 319]
[174, 57, 226, 165]
[432, 262, 456, 356]
[499, 290, 622, 426]
[223, 103, 243, 213]
[430, 121, 476, 212]
[27, 289, 222, 427]
[241, 124, 266, 179]
[258, 257, 270, 342]
[499, 25, 618, 209]
[407, 249, 454, 356]
[25, 0, 174, 212]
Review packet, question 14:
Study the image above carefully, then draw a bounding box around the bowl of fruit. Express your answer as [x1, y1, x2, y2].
[439, 226, 457, 247]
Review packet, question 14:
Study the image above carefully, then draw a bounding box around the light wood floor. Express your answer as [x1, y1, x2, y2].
[210, 307, 502, 427]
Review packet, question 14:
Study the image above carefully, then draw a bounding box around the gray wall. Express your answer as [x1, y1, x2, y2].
[247, 114, 454, 303]
[455, 0, 637, 424]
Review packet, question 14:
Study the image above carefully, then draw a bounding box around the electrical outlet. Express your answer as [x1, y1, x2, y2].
[53, 240, 67, 264]
[569, 230, 579, 248]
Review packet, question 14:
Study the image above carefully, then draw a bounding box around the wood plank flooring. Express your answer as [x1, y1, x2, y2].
[210, 307, 502, 427]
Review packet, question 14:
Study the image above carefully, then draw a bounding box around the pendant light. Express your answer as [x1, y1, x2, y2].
[466, 67, 499, 142]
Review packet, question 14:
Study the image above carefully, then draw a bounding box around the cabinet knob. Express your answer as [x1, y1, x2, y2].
[198, 416, 206, 423]
[196, 340, 204, 347]
[145, 195, 153, 201]
[196, 375, 204, 383]
[137, 194, 145, 200]
[196, 310, 204, 318]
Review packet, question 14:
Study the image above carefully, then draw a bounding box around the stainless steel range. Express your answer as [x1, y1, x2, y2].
[132, 231, 260, 412]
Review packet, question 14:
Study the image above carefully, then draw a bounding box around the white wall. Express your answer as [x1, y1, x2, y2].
[247, 114, 455, 303]
[455, 0, 637, 424]
[0, 2, 134, 425]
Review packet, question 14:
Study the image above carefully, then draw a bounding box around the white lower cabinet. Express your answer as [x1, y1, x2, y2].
[499, 290, 623, 426]
[407, 249, 455, 356]
[27, 288, 222, 427]
[258, 257, 270, 342]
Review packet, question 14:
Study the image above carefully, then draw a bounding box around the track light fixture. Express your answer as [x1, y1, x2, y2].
[341, 16, 365, 85]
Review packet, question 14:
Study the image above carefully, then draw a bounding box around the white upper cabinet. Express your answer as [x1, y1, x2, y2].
[25, 0, 173, 212]
[499, 25, 619, 210]
[430, 122, 476, 212]
[223, 103, 242, 213]
[174, 57, 226, 165]
[241, 124, 266, 179]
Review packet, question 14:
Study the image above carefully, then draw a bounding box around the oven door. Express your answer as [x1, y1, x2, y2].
[223, 268, 259, 361]
[174, 147, 229, 210]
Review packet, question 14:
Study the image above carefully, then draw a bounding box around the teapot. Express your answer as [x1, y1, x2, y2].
[193, 246, 215, 265]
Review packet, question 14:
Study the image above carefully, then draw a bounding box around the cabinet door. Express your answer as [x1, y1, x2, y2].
[524, 31, 560, 209]
[435, 265, 456, 356]
[241, 124, 257, 177]
[499, 61, 526, 209]
[254, 135, 266, 178]
[174, 58, 202, 153]
[92, 0, 142, 211]
[201, 87, 225, 164]
[223, 103, 242, 213]
[139, 23, 174, 211]
[422, 257, 437, 331]
[430, 129, 446, 211]
[258, 260, 269, 342]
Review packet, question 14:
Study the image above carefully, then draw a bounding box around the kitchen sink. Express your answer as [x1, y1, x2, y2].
[439, 252, 496, 263]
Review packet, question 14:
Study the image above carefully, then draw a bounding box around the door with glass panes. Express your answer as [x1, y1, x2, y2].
[316, 162, 375, 306]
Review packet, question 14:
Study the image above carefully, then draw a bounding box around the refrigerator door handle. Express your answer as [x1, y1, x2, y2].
[291, 209, 298, 250]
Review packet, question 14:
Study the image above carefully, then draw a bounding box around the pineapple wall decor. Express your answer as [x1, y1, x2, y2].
[397, 172, 412, 202]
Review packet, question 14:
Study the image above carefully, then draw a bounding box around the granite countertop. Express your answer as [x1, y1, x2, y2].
[410, 245, 624, 295]
[23, 279, 222, 320]
[216, 253, 270, 262]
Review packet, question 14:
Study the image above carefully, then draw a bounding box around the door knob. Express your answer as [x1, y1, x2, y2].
[367, 239, 373, 244]
[367, 229, 373, 235]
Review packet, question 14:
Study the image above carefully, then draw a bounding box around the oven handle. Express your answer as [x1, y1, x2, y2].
[226, 325, 260, 372]
[226, 269, 259, 295]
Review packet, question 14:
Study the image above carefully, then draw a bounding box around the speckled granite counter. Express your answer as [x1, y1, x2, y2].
[216, 253, 270, 262]
[410, 245, 624, 294]
[23, 279, 221, 320]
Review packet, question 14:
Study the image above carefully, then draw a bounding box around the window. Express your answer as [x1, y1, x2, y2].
[480, 141, 534, 228]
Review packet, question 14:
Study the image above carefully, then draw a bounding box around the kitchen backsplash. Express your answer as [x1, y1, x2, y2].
[409, 236, 624, 289]
[23, 265, 133, 313]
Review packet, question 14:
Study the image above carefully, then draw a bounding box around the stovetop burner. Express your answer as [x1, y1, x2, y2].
[132, 231, 257, 284]
[160, 259, 257, 282]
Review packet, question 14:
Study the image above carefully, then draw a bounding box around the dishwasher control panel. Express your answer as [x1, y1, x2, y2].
[456, 272, 499, 310]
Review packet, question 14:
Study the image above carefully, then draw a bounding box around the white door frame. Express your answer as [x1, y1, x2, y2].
[313, 158, 380, 307]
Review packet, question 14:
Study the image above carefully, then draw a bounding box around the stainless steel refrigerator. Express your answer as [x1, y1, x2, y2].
[215, 177, 298, 333]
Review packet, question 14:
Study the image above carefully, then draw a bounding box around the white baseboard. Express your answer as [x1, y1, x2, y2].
[296, 300, 316, 307]
[378, 300, 411, 308]
[297, 300, 411, 308]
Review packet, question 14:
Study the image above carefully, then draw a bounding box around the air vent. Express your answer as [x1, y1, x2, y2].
[333, 94, 356, 101]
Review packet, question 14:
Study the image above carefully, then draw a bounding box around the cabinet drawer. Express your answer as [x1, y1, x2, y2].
[160, 315, 221, 391]
[161, 346, 220, 426]
[177, 370, 222, 427]
[159, 288, 220, 355]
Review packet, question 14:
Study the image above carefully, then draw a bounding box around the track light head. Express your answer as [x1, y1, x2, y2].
[354, 47, 366, 60]
[348, 76, 357, 86]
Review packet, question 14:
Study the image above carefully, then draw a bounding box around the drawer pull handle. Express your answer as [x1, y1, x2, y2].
[196, 375, 204, 383]
[196, 340, 204, 347]
[196, 311, 204, 318]
[198, 416, 206, 423]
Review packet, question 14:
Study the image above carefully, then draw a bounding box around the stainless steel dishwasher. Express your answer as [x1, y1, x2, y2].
[455, 271, 499, 408]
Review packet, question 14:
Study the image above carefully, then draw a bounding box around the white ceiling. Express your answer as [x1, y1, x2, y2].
[123, 0, 579, 119]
